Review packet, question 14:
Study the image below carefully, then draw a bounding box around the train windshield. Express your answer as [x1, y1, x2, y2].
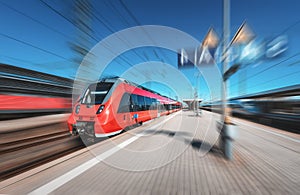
[82, 82, 114, 105]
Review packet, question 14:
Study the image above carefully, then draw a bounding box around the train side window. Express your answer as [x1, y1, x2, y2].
[137, 95, 145, 111]
[152, 98, 159, 110]
[145, 97, 152, 110]
[157, 103, 163, 113]
[118, 93, 130, 113]
[164, 104, 170, 111]
[150, 98, 157, 110]
[130, 94, 139, 112]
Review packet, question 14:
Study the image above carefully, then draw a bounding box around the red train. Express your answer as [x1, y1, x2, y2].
[0, 63, 73, 120]
[0, 95, 71, 112]
[67, 77, 181, 138]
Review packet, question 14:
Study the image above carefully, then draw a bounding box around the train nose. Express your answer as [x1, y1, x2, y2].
[73, 121, 95, 136]
[75, 104, 99, 120]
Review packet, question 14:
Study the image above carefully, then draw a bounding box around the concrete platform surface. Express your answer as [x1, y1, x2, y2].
[0, 110, 299, 194]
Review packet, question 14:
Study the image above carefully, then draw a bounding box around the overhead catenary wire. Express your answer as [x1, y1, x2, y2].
[0, 4, 100, 76]
[117, 0, 174, 65]
[37, 0, 146, 75]
[230, 52, 300, 88]
[0, 1, 72, 41]
[242, 60, 300, 92]
[91, 4, 148, 62]
[0, 1, 96, 72]
[2, 0, 170, 82]
[229, 19, 300, 88]
[0, 32, 70, 61]
[104, 0, 132, 27]
[38, 0, 99, 43]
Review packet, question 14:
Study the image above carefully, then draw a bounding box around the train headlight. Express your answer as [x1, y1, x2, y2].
[96, 105, 105, 114]
[75, 105, 80, 114]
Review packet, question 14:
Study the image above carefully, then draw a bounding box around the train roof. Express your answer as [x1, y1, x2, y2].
[96, 77, 180, 104]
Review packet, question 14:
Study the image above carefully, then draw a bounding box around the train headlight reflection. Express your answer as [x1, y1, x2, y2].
[75, 105, 80, 114]
[96, 105, 105, 114]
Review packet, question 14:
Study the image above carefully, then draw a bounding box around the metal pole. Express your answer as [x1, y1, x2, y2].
[221, 0, 234, 160]
[222, 0, 230, 119]
[195, 73, 199, 116]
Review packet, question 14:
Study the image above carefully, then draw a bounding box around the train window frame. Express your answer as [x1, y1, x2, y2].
[150, 98, 157, 110]
[117, 93, 131, 113]
[130, 94, 140, 112]
[81, 82, 113, 105]
[137, 95, 145, 111]
[145, 97, 152, 110]
[129, 94, 161, 112]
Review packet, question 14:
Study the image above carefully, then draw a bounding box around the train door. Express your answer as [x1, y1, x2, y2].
[130, 94, 139, 125]
[117, 93, 132, 129]
[157, 102, 160, 117]
[157, 102, 164, 117]
[150, 98, 159, 119]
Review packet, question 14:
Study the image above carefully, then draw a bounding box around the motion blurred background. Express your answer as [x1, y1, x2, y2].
[0, 0, 299, 130]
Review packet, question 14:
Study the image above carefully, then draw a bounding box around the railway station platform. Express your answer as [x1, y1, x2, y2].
[0, 110, 299, 194]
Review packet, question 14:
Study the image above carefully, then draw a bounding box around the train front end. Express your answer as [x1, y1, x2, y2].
[67, 80, 119, 138]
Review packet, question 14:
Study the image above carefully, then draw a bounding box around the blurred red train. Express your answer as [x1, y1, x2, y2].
[0, 64, 73, 119]
[68, 77, 181, 138]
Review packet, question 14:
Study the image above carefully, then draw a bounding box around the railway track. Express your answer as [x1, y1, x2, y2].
[0, 115, 84, 181]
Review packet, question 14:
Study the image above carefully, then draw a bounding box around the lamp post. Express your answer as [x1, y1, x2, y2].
[219, 0, 236, 160]
[220, 0, 255, 160]
[222, 0, 230, 123]
[177, 0, 255, 160]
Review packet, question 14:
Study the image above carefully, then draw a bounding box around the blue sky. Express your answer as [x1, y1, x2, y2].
[0, 0, 299, 101]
